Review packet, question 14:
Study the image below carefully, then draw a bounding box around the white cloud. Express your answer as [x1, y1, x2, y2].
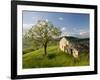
[32, 16, 42, 21]
[59, 17, 63, 20]
[61, 31, 71, 37]
[72, 31, 89, 38]
[79, 31, 89, 38]
[72, 28, 90, 38]
[23, 23, 34, 33]
[61, 31, 89, 38]
[79, 31, 88, 35]
[23, 24, 33, 28]
[61, 27, 66, 31]
[32, 17, 36, 19]
[45, 19, 48, 22]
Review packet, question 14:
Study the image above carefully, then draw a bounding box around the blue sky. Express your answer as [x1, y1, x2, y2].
[23, 11, 90, 38]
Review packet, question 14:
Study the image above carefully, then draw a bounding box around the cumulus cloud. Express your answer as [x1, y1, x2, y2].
[71, 28, 90, 38]
[61, 29, 89, 38]
[61, 30, 72, 37]
[61, 27, 66, 31]
[45, 19, 48, 22]
[72, 31, 89, 38]
[80, 32, 87, 35]
[59, 17, 63, 20]
[32, 17, 36, 19]
[23, 23, 34, 33]
[79, 31, 89, 38]
[23, 24, 33, 29]
[32, 16, 42, 21]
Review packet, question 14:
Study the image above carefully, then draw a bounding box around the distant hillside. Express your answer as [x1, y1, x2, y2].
[58, 36, 89, 41]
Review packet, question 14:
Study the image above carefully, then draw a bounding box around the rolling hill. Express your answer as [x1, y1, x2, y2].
[23, 45, 89, 69]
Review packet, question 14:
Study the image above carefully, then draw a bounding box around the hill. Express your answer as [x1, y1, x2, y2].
[23, 45, 89, 69]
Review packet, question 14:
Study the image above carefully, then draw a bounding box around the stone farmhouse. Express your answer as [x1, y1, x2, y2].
[59, 37, 79, 58]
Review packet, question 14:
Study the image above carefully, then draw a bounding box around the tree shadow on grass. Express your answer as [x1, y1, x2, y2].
[47, 53, 57, 59]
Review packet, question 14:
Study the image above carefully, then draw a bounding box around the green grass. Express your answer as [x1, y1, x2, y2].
[23, 45, 89, 69]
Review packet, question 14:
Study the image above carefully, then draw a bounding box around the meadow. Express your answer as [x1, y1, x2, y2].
[23, 45, 89, 69]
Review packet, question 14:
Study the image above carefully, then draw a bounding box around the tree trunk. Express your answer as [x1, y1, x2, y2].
[44, 44, 47, 56]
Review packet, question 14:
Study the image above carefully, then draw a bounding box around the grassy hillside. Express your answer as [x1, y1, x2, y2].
[23, 36, 89, 54]
[23, 45, 89, 69]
